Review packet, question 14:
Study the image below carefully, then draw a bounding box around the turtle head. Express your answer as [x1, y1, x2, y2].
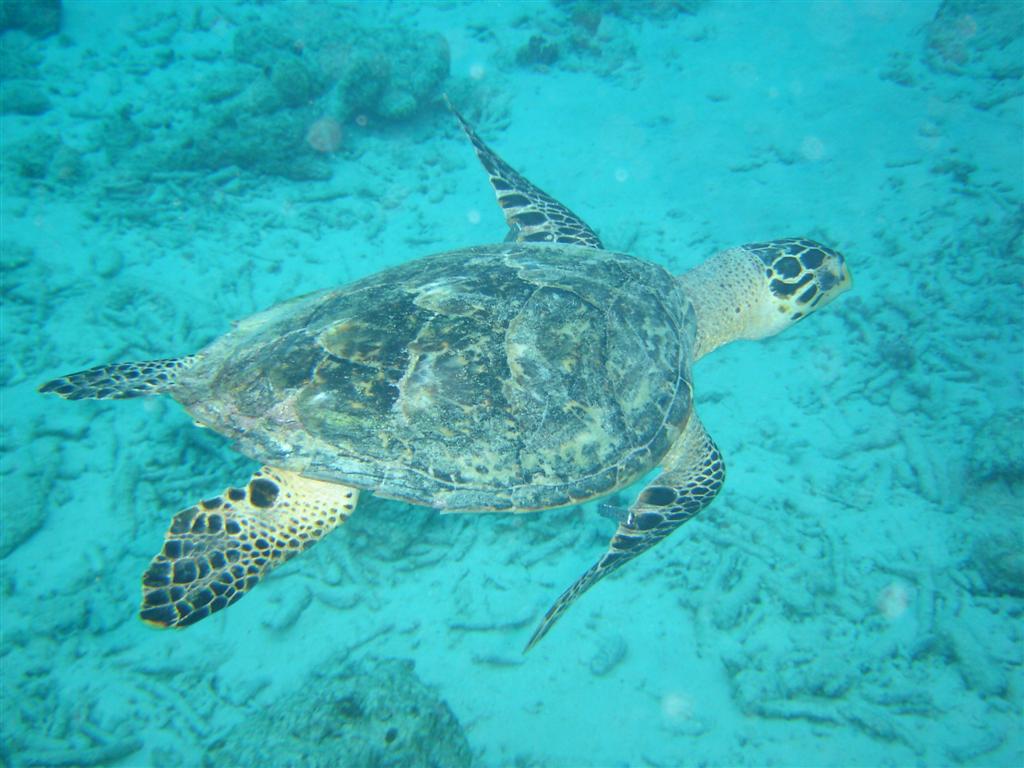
[680, 237, 851, 361]
[743, 238, 852, 337]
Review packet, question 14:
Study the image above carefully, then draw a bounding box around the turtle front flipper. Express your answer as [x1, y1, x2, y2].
[444, 96, 604, 249]
[38, 356, 198, 400]
[525, 414, 724, 652]
[140, 467, 358, 628]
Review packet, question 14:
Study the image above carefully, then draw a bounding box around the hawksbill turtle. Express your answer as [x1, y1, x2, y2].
[39, 104, 852, 650]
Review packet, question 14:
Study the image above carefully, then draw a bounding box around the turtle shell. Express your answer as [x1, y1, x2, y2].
[175, 243, 695, 512]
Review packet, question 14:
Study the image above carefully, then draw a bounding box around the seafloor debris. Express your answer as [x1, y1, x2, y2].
[588, 633, 628, 677]
[925, 0, 1023, 77]
[0, 79, 50, 115]
[1, 6, 451, 188]
[968, 411, 1024, 488]
[922, 0, 1023, 109]
[968, 532, 1024, 599]
[202, 656, 472, 768]
[159, 18, 450, 181]
[0, 0, 61, 39]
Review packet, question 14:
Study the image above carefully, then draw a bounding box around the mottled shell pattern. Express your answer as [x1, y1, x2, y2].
[175, 243, 695, 512]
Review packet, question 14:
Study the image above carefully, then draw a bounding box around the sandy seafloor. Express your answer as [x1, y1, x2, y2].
[1, 1, 1022, 766]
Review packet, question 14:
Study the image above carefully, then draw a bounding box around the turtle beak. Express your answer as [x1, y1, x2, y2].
[817, 249, 853, 306]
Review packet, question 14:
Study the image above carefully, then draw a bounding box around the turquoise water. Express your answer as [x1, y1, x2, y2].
[2, 1, 1022, 766]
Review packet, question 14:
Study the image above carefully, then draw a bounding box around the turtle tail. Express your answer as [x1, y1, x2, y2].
[38, 355, 198, 400]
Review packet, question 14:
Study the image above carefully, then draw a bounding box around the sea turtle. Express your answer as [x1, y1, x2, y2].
[39, 104, 852, 650]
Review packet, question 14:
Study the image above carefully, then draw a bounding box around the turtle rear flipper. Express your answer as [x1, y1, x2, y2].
[140, 467, 359, 629]
[38, 356, 197, 400]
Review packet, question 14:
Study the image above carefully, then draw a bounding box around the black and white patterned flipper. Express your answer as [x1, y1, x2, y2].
[525, 413, 725, 651]
[38, 356, 198, 400]
[445, 97, 603, 249]
[141, 467, 358, 628]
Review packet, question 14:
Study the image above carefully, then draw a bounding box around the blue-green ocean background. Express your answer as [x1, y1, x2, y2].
[2, 1, 1022, 766]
